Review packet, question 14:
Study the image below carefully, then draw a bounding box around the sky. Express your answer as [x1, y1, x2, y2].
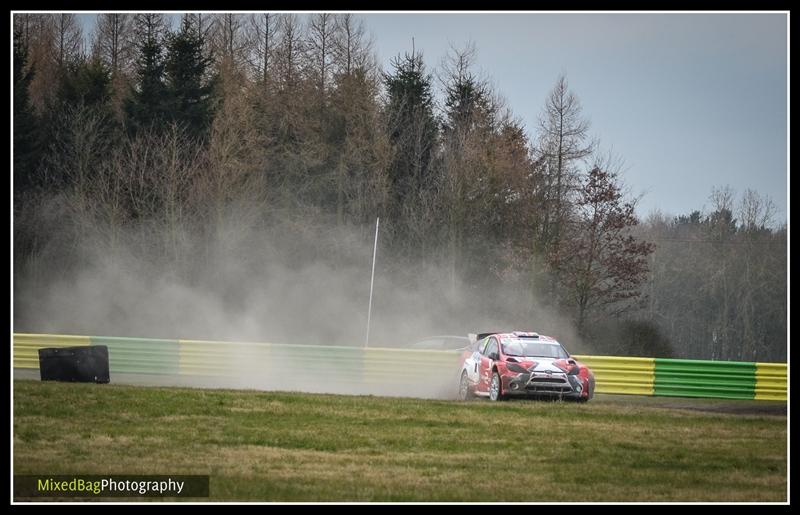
[76, 12, 789, 225]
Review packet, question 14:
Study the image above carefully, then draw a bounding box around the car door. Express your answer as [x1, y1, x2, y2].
[465, 338, 486, 385]
[478, 337, 498, 393]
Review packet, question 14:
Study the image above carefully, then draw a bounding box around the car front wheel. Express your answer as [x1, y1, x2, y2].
[489, 371, 504, 401]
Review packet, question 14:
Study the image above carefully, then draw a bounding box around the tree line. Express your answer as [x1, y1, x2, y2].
[13, 13, 786, 361]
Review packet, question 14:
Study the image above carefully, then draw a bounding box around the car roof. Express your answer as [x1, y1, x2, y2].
[491, 331, 557, 342]
[417, 335, 469, 340]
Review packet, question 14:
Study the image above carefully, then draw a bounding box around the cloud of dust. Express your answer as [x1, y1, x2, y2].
[13, 199, 587, 399]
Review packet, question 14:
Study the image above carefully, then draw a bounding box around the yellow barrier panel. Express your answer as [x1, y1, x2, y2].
[755, 362, 787, 401]
[572, 355, 655, 396]
[13, 333, 91, 369]
[179, 339, 273, 376]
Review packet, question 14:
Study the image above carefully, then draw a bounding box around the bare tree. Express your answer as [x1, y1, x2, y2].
[247, 13, 277, 85]
[94, 14, 134, 77]
[306, 13, 336, 100]
[52, 13, 83, 69]
[44, 104, 114, 194]
[200, 86, 267, 243]
[275, 14, 305, 89]
[13, 13, 36, 53]
[24, 14, 82, 112]
[734, 188, 778, 360]
[93, 14, 136, 118]
[211, 14, 250, 71]
[738, 188, 776, 232]
[709, 184, 736, 213]
[105, 125, 205, 262]
[331, 14, 373, 78]
[537, 75, 594, 252]
[633, 183, 787, 362]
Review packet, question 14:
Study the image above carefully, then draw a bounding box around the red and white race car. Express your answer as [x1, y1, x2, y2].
[457, 331, 595, 402]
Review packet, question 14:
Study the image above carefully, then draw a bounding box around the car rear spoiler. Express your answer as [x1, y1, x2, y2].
[468, 332, 501, 344]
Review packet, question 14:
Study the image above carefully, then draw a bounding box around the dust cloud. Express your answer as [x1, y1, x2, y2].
[13, 199, 586, 399]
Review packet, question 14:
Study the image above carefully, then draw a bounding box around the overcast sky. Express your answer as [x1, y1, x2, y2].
[76, 12, 788, 225]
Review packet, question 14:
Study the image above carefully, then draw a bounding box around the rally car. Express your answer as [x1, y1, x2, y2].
[457, 331, 595, 402]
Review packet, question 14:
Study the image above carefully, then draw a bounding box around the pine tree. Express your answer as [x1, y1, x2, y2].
[13, 29, 41, 192]
[164, 17, 215, 140]
[125, 19, 169, 134]
[58, 56, 112, 109]
[384, 50, 437, 226]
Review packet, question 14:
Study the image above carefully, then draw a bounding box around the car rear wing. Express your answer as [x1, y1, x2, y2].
[468, 332, 501, 344]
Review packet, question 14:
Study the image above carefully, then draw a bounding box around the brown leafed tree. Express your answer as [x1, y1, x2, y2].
[554, 167, 655, 330]
[24, 14, 83, 113]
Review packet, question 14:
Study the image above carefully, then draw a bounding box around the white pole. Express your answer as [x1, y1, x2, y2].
[365, 217, 380, 348]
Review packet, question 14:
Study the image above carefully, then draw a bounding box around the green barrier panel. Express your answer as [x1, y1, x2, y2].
[755, 362, 788, 401]
[654, 358, 756, 400]
[572, 355, 655, 396]
[13, 334, 91, 369]
[90, 336, 179, 375]
[267, 343, 364, 390]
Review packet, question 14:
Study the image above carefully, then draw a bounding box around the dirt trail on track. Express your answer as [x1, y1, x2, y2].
[596, 393, 786, 416]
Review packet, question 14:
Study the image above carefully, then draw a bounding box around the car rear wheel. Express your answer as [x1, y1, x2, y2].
[458, 371, 474, 400]
[489, 371, 504, 401]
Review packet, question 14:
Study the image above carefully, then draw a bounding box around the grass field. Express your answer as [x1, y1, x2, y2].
[13, 379, 787, 502]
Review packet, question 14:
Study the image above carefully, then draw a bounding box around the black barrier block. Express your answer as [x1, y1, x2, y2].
[38, 346, 110, 384]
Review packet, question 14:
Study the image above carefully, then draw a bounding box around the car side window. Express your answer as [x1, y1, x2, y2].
[484, 338, 498, 357]
[475, 338, 488, 354]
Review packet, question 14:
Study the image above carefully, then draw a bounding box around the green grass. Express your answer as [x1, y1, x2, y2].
[13, 380, 787, 502]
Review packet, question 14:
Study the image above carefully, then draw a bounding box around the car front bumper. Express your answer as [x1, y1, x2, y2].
[505, 371, 587, 399]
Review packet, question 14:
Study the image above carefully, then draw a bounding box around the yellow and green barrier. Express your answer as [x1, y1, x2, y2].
[653, 358, 756, 400]
[179, 339, 272, 377]
[90, 336, 179, 375]
[755, 362, 788, 401]
[13, 333, 91, 369]
[363, 347, 460, 384]
[12, 333, 786, 401]
[572, 355, 654, 396]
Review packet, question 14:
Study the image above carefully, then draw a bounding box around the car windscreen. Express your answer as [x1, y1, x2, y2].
[501, 339, 568, 359]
